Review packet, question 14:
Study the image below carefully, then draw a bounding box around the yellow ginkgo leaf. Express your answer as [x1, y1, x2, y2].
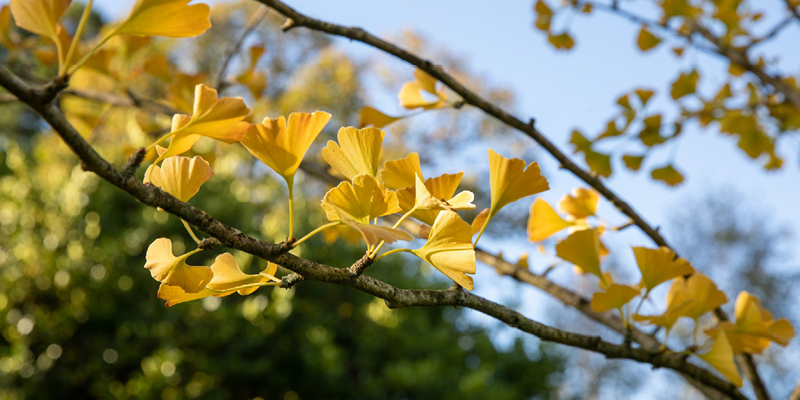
[144, 238, 211, 293]
[706, 291, 795, 354]
[558, 188, 599, 220]
[341, 218, 413, 248]
[322, 126, 385, 181]
[413, 174, 475, 211]
[555, 228, 602, 278]
[396, 172, 474, 226]
[144, 154, 213, 203]
[116, 0, 211, 38]
[207, 253, 279, 295]
[590, 284, 640, 313]
[379, 152, 423, 190]
[633, 300, 694, 330]
[235, 45, 267, 98]
[698, 333, 743, 387]
[158, 84, 251, 163]
[9, 0, 70, 42]
[324, 203, 411, 247]
[634, 283, 694, 330]
[321, 174, 401, 225]
[471, 208, 490, 236]
[241, 111, 331, 185]
[633, 246, 694, 292]
[669, 273, 727, 320]
[0, 6, 18, 49]
[411, 211, 476, 290]
[398, 69, 447, 110]
[488, 149, 549, 218]
[527, 199, 573, 241]
[359, 106, 401, 129]
[157, 260, 279, 307]
[158, 284, 215, 307]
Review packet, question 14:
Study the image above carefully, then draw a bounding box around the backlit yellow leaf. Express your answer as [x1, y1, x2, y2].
[396, 173, 474, 225]
[622, 154, 644, 171]
[158, 84, 251, 163]
[321, 174, 401, 225]
[241, 110, 331, 185]
[651, 164, 684, 186]
[527, 199, 572, 241]
[488, 149, 549, 219]
[636, 26, 661, 51]
[707, 291, 795, 354]
[116, 0, 211, 38]
[633, 246, 694, 292]
[324, 203, 411, 247]
[669, 273, 727, 320]
[144, 155, 213, 203]
[548, 32, 575, 50]
[533, 0, 553, 31]
[698, 334, 743, 387]
[670, 70, 699, 99]
[412, 211, 476, 290]
[471, 208, 490, 236]
[412, 174, 475, 212]
[585, 150, 612, 177]
[398, 69, 448, 110]
[9, 0, 70, 42]
[322, 126, 385, 181]
[144, 238, 211, 293]
[633, 298, 693, 330]
[558, 188, 599, 220]
[359, 106, 401, 129]
[206, 253, 278, 295]
[590, 284, 640, 313]
[379, 152, 423, 190]
[555, 228, 602, 278]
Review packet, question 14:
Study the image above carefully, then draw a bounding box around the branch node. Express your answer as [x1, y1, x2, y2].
[448, 282, 464, 291]
[281, 18, 296, 31]
[280, 273, 303, 289]
[38, 75, 70, 104]
[198, 237, 220, 250]
[348, 254, 374, 277]
[122, 147, 146, 177]
[278, 238, 296, 254]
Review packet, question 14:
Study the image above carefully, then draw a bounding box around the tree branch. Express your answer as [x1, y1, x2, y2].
[255, 0, 671, 253]
[0, 66, 747, 400]
[249, 2, 773, 396]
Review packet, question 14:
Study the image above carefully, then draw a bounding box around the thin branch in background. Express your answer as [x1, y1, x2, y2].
[215, 6, 269, 91]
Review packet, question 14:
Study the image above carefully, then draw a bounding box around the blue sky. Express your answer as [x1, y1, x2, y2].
[12, 0, 800, 396]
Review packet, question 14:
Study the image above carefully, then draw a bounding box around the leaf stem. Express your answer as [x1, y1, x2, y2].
[67, 26, 119, 76]
[61, 0, 94, 77]
[373, 248, 412, 261]
[207, 281, 281, 294]
[146, 130, 175, 153]
[473, 211, 493, 247]
[181, 218, 202, 244]
[369, 208, 416, 258]
[292, 221, 340, 247]
[287, 183, 295, 240]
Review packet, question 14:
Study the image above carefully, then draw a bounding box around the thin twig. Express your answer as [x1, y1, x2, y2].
[216, 6, 269, 91]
